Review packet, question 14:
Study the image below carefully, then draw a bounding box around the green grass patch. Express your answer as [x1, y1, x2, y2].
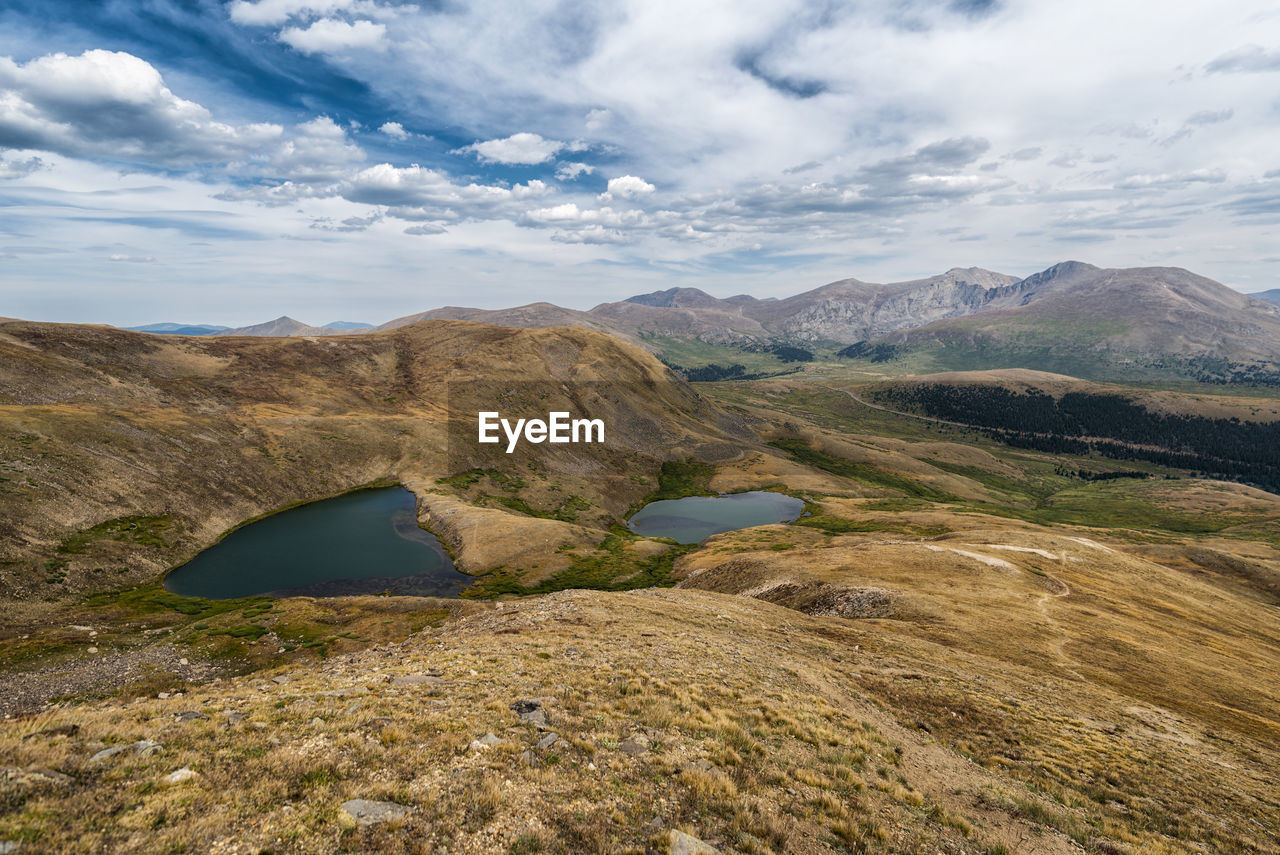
[651, 459, 715, 501]
[437, 468, 527, 492]
[87, 584, 271, 620]
[59, 515, 176, 554]
[793, 514, 950, 537]
[768, 439, 959, 502]
[463, 534, 695, 599]
[208, 624, 269, 640]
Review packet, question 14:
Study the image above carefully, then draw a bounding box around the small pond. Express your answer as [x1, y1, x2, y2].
[626, 490, 806, 544]
[164, 486, 469, 599]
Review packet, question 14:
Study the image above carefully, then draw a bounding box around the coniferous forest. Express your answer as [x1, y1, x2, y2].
[871, 384, 1280, 493]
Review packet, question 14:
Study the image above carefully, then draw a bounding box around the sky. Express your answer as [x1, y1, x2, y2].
[1, 0, 1278, 326]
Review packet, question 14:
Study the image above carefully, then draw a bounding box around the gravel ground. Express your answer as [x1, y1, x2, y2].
[1, 643, 224, 717]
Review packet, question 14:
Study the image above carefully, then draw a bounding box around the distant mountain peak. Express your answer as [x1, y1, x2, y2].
[624, 287, 723, 309]
[323, 321, 374, 330]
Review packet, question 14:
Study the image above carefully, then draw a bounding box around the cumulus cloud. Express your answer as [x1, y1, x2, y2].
[379, 121, 408, 139]
[340, 163, 551, 222]
[0, 50, 282, 165]
[600, 175, 655, 200]
[280, 18, 386, 53]
[455, 132, 564, 164]
[555, 161, 594, 180]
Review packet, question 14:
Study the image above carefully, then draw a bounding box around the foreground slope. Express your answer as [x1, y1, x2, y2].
[2, 581, 1276, 854]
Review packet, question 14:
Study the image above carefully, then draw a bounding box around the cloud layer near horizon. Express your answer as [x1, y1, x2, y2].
[1, 0, 1279, 325]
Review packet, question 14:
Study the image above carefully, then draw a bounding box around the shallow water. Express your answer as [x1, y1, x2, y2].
[163, 486, 469, 599]
[626, 491, 805, 544]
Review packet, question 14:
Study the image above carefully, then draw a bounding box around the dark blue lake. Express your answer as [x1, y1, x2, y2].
[626, 491, 805, 544]
[164, 486, 469, 599]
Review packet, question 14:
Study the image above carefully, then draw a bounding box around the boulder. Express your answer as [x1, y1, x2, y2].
[340, 799, 412, 827]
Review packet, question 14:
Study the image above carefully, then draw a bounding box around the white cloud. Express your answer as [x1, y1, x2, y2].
[341, 163, 552, 222]
[379, 121, 408, 139]
[0, 50, 282, 165]
[456, 132, 564, 165]
[1115, 170, 1228, 190]
[280, 18, 386, 53]
[584, 108, 611, 131]
[555, 161, 594, 180]
[551, 225, 629, 245]
[272, 116, 365, 179]
[599, 175, 654, 200]
[109, 254, 156, 263]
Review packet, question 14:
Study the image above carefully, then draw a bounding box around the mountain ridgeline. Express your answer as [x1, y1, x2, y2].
[187, 261, 1280, 385]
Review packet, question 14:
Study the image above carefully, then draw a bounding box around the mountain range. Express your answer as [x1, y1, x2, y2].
[125, 262, 1280, 384]
[126, 321, 371, 336]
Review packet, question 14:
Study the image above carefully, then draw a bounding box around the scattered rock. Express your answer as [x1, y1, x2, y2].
[173, 711, 208, 723]
[340, 799, 412, 827]
[271, 676, 289, 685]
[667, 829, 718, 855]
[618, 737, 649, 757]
[178, 658, 189, 666]
[86, 647, 98, 654]
[89, 739, 162, 764]
[0, 840, 21, 853]
[1, 767, 73, 788]
[471, 732, 502, 750]
[309, 717, 325, 727]
[518, 749, 538, 767]
[683, 758, 715, 773]
[224, 711, 245, 725]
[511, 699, 549, 728]
[535, 732, 559, 750]
[163, 767, 198, 786]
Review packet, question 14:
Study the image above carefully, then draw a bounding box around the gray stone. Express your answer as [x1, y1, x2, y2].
[476, 732, 502, 747]
[535, 732, 559, 750]
[1, 767, 72, 788]
[617, 737, 648, 756]
[89, 739, 161, 764]
[511, 699, 548, 728]
[163, 767, 198, 786]
[341, 799, 412, 827]
[0, 840, 22, 854]
[667, 829, 718, 855]
[271, 675, 289, 685]
[173, 711, 208, 723]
